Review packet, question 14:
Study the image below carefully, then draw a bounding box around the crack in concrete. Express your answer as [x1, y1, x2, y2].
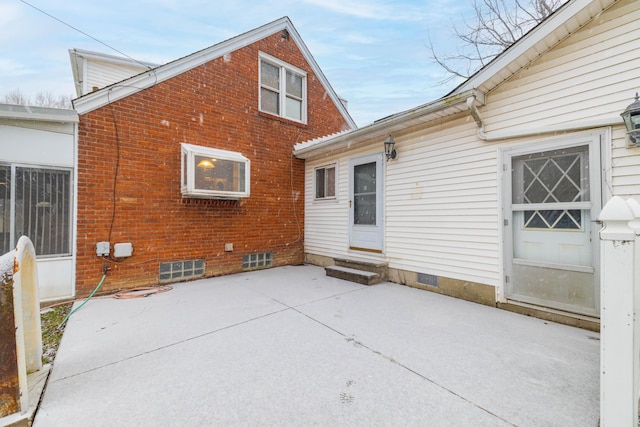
[277, 298, 516, 426]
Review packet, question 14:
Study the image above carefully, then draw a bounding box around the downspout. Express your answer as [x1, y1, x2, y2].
[466, 93, 621, 142]
[466, 96, 487, 140]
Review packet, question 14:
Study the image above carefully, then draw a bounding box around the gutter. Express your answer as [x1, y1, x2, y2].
[0, 105, 78, 124]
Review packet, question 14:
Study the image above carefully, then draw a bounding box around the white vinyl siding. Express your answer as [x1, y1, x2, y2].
[483, 0, 640, 197]
[384, 120, 502, 286]
[612, 126, 640, 196]
[85, 59, 149, 94]
[305, 144, 382, 264]
[304, 120, 504, 286]
[486, 1, 639, 127]
[302, 0, 640, 290]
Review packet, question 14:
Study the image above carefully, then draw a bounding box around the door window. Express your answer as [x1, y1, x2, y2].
[513, 145, 589, 232]
[353, 162, 377, 225]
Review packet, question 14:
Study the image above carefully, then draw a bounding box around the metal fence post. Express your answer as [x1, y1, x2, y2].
[599, 196, 638, 426]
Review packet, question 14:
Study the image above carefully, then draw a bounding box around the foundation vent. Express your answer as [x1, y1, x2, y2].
[159, 259, 205, 283]
[417, 273, 439, 287]
[242, 252, 273, 270]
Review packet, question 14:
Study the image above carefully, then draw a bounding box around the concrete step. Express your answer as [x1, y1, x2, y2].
[325, 265, 381, 286]
[334, 258, 388, 281]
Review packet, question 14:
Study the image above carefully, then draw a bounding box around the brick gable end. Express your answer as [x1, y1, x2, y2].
[76, 32, 350, 295]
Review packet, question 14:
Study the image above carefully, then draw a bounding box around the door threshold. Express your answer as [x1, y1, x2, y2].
[349, 246, 382, 254]
[499, 300, 600, 332]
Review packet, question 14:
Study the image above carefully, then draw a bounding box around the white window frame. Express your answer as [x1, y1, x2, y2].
[314, 163, 337, 200]
[181, 143, 250, 200]
[0, 163, 73, 258]
[259, 52, 307, 124]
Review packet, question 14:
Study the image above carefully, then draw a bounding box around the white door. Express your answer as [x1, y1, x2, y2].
[504, 134, 602, 317]
[349, 153, 383, 252]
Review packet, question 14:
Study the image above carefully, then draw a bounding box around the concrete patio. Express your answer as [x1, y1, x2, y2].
[34, 265, 599, 426]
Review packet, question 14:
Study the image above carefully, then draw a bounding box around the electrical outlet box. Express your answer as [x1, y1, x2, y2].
[225, 243, 233, 252]
[114, 243, 133, 257]
[96, 241, 110, 256]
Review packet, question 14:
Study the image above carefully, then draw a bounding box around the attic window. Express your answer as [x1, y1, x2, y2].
[259, 52, 307, 123]
[181, 143, 250, 199]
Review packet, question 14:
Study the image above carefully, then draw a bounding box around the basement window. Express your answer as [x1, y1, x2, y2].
[242, 252, 273, 270]
[159, 259, 205, 283]
[181, 143, 250, 199]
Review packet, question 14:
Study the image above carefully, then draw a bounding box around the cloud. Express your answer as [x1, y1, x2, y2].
[0, 2, 21, 26]
[0, 58, 33, 76]
[342, 33, 378, 45]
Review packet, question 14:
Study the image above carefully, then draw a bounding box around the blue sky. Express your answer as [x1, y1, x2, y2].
[1, 0, 473, 126]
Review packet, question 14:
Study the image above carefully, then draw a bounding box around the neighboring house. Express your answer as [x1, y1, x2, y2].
[294, 0, 640, 328]
[72, 17, 355, 296]
[0, 104, 78, 302]
[69, 48, 159, 97]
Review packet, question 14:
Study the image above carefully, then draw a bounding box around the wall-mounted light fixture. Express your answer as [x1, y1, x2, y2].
[384, 135, 397, 160]
[621, 92, 640, 147]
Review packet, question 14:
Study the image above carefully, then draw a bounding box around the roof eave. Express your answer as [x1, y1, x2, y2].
[0, 104, 78, 123]
[453, 0, 617, 95]
[294, 89, 481, 159]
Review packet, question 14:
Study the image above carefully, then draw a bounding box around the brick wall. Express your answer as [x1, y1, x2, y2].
[76, 32, 351, 296]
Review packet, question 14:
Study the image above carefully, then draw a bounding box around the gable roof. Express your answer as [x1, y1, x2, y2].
[73, 17, 357, 130]
[294, 0, 619, 157]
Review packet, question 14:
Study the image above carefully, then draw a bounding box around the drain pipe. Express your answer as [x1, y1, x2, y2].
[466, 94, 620, 142]
[467, 96, 487, 140]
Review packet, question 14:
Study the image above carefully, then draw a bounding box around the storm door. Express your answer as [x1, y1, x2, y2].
[349, 153, 383, 252]
[504, 136, 602, 316]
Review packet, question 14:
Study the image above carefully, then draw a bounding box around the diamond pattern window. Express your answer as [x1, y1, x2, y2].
[512, 145, 589, 230]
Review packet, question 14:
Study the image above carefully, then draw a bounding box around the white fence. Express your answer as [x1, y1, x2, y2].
[599, 196, 640, 426]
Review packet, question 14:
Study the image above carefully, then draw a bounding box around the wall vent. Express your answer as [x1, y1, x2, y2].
[417, 273, 439, 287]
[159, 259, 205, 283]
[242, 252, 273, 270]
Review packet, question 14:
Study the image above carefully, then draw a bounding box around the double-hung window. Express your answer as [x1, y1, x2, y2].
[259, 52, 307, 123]
[315, 164, 336, 199]
[0, 164, 72, 257]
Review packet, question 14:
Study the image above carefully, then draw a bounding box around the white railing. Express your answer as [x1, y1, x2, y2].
[599, 196, 640, 426]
